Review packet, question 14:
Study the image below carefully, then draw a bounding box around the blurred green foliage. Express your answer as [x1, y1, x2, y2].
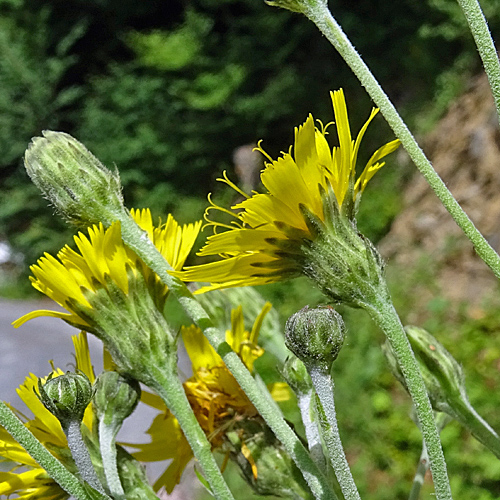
[2, 0, 500, 273]
[2, 0, 500, 497]
[238, 275, 500, 499]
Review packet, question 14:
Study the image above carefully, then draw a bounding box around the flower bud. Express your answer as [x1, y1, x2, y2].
[383, 326, 467, 415]
[266, 0, 325, 15]
[407, 326, 466, 407]
[285, 305, 345, 372]
[226, 419, 313, 499]
[300, 202, 386, 308]
[93, 371, 141, 429]
[37, 371, 93, 429]
[282, 355, 313, 396]
[24, 131, 124, 227]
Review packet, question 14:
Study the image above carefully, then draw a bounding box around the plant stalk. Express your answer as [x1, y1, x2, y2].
[146, 359, 234, 500]
[297, 389, 327, 471]
[453, 398, 500, 458]
[99, 420, 126, 500]
[0, 401, 93, 500]
[455, 0, 500, 123]
[409, 413, 451, 500]
[308, 366, 361, 500]
[408, 441, 429, 500]
[115, 209, 339, 500]
[366, 293, 452, 500]
[65, 419, 107, 495]
[299, 0, 500, 281]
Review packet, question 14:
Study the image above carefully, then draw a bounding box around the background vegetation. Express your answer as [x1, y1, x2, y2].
[1, 0, 500, 498]
[2, 0, 497, 277]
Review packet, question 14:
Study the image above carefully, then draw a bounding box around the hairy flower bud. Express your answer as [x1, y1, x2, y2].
[226, 419, 313, 499]
[93, 371, 141, 429]
[37, 371, 93, 429]
[24, 131, 124, 227]
[383, 326, 467, 415]
[300, 202, 386, 308]
[285, 305, 345, 372]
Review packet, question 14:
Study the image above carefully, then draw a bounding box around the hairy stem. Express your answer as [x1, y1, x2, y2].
[65, 420, 107, 495]
[297, 389, 327, 471]
[99, 421, 126, 500]
[366, 293, 452, 500]
[409, 413, 451, 500]
[299, 0, 500, 281]
[115, 209, 339, 500]
[0, 401, 95, 500]
[146, 359, 234, 500]
[308, 366, 361, 500]
[453, 398, 500, 459]
[408, 441, 429, 500]
[456, 0, 500, 123]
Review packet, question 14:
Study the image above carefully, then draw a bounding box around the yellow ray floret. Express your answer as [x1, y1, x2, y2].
[126, 303, 289, 493]
[13, 209, 201, 329]
[172, 89, 400, 292]
[0, 333, 94, 499]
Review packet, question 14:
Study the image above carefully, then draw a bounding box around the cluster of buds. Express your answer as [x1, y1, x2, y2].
[37, 370, 155, 499]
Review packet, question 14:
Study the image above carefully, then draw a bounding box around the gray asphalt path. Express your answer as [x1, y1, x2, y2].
[0, 298, 104, 404]
[0, 298, 198, 498]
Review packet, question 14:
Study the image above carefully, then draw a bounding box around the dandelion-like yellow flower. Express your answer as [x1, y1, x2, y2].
[13, 208, 202, 381]
[0, 333, 94, 499]
[127, 303, 290, 493]
[13, 209, 201, 330]
[172, 89, 399, 292]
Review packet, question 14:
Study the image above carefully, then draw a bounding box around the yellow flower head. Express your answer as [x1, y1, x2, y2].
[172, 89, 400, 292]
[127, 302, 289, 493]
[13, 209, 201, 330]
[0, 333, 94, 499]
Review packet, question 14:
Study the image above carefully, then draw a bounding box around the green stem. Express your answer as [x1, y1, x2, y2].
[308, 366, 361, 500]
[456, 0, 500, 122]
[0, 401, 92, 500]
[115, 446, 161, 500]
[366, 293, 452, 500]
[65, 420, 108, 496]
[408, 441, 429, 500]
[147, 359, 234, 500]
[297, 389, 327, 471]
[299, 0, 500, 281]
[409, 413, 451, 500]
[115, 209, 338, 500]
[99, 421, 126, 500]
[453, 398, 500, 459]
